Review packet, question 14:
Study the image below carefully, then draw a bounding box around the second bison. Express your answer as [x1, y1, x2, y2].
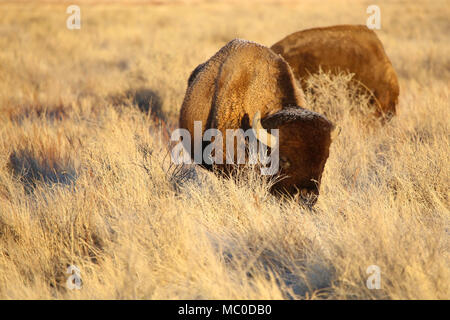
[271, 25, 400, 120]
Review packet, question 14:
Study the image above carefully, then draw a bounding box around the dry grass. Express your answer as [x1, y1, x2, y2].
[0, 0, 449, 299]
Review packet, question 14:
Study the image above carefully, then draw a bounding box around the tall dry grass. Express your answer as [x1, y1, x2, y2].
[0, 0, 448, 299]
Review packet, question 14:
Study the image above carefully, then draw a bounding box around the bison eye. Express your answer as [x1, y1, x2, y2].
[280, 156, 291, 170]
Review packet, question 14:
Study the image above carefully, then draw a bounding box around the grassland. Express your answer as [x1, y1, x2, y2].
[0, 0, 448, 299]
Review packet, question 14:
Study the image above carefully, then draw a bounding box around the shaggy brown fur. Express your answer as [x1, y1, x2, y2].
[179, 39, 334, 203]
[271, 25, 400, 120]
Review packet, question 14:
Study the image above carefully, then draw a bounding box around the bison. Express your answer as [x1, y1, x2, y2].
[179, 39, 335, 204]
[271, 25, 400, 120]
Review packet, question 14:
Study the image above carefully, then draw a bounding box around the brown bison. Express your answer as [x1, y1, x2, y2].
[271, 25, 400, 120]
[179, 39, 335, 204]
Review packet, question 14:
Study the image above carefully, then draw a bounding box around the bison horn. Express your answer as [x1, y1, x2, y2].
[252, 111, 278, 149]
[331, 125, 341, 141]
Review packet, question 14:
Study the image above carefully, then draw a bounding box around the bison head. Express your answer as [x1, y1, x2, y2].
[372, 69, 399, 121]
[252, 107, 335, 206]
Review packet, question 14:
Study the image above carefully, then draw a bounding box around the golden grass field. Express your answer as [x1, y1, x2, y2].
[0, 0, 449, 299]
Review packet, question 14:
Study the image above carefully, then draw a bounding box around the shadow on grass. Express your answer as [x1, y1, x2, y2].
[8, 150, 77, 193]
[4, 102, 69, 123]
[110, 87, 165, 121]
[219, 243, 335, 299]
